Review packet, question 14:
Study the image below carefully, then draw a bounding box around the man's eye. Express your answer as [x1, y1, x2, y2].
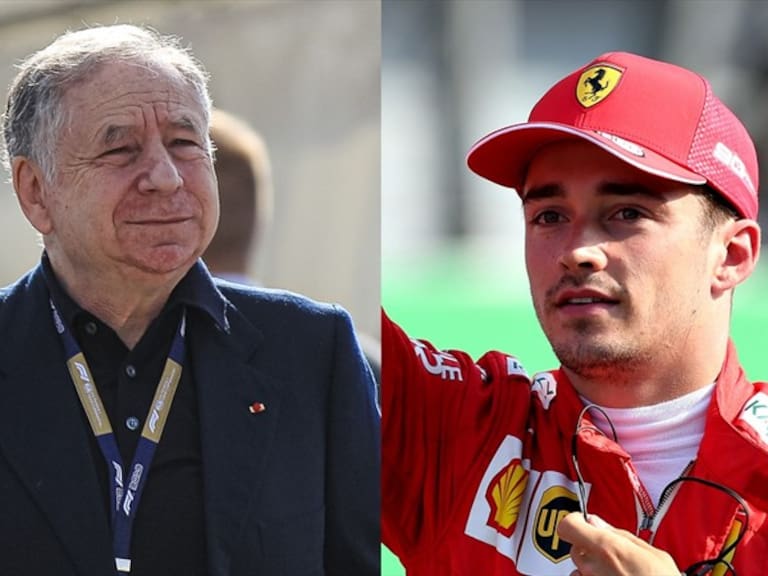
[532, 210, 563, 225]
[172, 138, 198, 147]
[103, 146, 132, 156]
[614, 207, 642, 221]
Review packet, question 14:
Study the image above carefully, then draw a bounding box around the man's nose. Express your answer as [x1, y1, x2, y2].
[557, 225, 608, 271]
[138, 143, 183, 194]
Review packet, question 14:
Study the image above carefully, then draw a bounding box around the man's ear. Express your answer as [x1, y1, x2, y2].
[711, 219, 761, 297]
[13, 156, 53, 235]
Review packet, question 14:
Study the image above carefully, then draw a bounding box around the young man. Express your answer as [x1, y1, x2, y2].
[0, 24, 379, 576]
[383, 51, 767, 575]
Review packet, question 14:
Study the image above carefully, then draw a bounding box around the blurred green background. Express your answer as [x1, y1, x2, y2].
[381, 247, 768, 575]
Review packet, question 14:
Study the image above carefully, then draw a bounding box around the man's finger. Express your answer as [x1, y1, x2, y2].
[557, 512, 608, 551]
[587, 514, 661, 552]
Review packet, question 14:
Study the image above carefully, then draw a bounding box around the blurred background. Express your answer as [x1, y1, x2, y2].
[0, 0, 380, 340]
[383, 0, 768, 574]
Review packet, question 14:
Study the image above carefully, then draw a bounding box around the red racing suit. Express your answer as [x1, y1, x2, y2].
[382, 312, 768, 575]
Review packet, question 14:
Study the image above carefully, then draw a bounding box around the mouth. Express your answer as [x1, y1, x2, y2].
[128, 217, 192, 225]
[555, 290, 620, 309]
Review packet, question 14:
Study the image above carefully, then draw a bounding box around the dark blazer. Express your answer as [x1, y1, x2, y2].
[0, 263, 380, 576]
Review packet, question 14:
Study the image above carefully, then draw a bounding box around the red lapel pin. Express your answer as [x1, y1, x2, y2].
[248, 402, 266, 414]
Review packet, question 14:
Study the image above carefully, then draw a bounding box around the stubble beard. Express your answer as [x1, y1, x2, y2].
[548, 318, 651, 384]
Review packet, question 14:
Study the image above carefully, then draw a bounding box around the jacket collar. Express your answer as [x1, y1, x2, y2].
[40, 252, 230, 334]
[698, 341, 768, 509]
[552, 341, 768, 511]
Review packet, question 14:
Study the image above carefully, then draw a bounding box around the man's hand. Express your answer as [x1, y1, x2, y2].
[557, 512, 681, 576]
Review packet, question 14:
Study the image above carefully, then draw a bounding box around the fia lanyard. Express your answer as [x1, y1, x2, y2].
[49, 298, 186, 574]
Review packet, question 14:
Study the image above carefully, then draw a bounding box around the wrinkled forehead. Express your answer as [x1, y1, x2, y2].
[63, 59, 209, 129]
[73, 57, 204, 102]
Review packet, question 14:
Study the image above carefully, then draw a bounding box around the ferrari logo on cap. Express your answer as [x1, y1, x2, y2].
[576, 64, 623, 108]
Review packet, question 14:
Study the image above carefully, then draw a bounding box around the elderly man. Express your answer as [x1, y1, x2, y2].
[0, 25, 379, 576]
[383, 52, 767, 575]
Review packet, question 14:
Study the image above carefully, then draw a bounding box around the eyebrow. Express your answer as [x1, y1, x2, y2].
[170, 115, 202, 134]
[522, 182, 663, 205]
[100, 115, 203, 146]
[102, 124, 133, 146]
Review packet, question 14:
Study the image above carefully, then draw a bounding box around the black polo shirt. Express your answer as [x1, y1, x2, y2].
[42, 255, 227, 575]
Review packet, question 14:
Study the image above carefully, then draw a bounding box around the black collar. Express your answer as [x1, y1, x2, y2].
[40, 253, 230, 333]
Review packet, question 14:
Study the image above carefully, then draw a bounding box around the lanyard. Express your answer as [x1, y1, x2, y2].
[49, 298, 186, 574]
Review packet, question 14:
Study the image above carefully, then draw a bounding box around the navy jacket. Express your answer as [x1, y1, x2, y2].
[0, 262, 380, 575]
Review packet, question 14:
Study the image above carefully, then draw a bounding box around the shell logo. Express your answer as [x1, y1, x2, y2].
[485, 459, 528, 537]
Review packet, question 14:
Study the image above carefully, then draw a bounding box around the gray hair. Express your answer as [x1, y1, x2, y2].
[1, 24, 212, 182]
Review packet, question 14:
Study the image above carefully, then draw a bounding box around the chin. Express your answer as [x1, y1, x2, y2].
[551, 336, 650, 380]
[127, 246, 200, 276]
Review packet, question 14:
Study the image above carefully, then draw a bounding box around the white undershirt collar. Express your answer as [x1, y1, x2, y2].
[584, 383, 715, 505]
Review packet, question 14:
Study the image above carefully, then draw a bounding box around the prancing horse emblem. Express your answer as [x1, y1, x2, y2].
[576, 64, 623, 108]
[583, 68, 608, 100]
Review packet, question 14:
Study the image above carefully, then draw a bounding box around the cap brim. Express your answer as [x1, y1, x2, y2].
[466, 122, 707, 194]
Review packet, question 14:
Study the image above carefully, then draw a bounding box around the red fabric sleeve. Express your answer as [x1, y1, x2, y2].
[381, 309, 530, 564]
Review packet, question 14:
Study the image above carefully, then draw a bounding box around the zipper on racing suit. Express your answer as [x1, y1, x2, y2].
[633, 461, 695, 544]
[632, 460, 749, 576]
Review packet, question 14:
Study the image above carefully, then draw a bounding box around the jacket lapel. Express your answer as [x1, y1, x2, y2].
[0, 268, 113, 575]
[190, 304, 283, 576]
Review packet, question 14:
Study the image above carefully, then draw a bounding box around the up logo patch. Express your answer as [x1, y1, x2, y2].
[576, 63, 623, 108]
[533, 486, 581, 563]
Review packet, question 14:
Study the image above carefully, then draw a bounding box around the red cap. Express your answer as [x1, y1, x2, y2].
[467, 51, 759, 219]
